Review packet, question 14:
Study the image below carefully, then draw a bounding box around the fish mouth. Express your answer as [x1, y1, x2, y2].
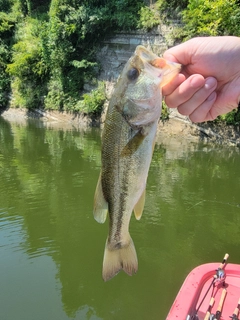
[151, 58, 181, 86]
[135, 46, 181, 85]
[143, 57, 181, 85]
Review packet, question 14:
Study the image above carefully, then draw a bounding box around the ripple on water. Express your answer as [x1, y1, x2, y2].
[0, 209, 59, 259]
[0, 208, 25, 253]
[25, 237, 59, 259]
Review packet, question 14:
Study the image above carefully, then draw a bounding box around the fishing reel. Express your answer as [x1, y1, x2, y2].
[214, 268, 226, 284]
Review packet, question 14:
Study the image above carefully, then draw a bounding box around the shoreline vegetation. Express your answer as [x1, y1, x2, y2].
[1, 107, 240, 147]
[1, 0, 240, 141]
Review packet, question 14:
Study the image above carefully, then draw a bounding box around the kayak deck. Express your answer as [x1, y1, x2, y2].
[166, 263, 240, 320]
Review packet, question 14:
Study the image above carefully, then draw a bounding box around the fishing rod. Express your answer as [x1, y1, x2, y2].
[229, 298, 240, 320]
[210, 288, 227, 320]
[203, 297, 215, 320]
[190, 253, 229, 320]
[215, 253, 229, 283]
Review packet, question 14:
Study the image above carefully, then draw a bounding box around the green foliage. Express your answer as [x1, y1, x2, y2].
[157, 0, 188, 20]
[6, 17, 48, 108]
[217, 108, 240, 125]
[44, 74, 64, 110]
[137, 4, 161, 31]
[161, 100, 170, 121]
[1, 0, 146, 111]
[181, 0, 240, 38]
[0, 41, 11, 106]
[0, 12, 15, 36]
[103, 0, 144, 31]
[137, 0, 188, 27]
[73, 81, 106, 114]
[0, 6, 16, 107]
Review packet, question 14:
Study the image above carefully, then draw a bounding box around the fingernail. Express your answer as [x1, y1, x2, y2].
[205, 77, 217, 90]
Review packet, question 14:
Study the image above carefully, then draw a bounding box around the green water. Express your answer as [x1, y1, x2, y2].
[0, 116, 240, 320]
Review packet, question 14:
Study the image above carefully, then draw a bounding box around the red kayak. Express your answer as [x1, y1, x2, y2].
[167, 254, 240, 320]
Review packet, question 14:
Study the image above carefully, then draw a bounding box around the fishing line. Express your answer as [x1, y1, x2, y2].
[191, 278, 215, 319]
[187, 199, 240, 212]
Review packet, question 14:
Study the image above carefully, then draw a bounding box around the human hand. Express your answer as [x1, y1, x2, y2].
[162, 36, 240, 122]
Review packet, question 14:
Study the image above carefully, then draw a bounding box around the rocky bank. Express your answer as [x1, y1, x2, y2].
[1, 107, 240, 147]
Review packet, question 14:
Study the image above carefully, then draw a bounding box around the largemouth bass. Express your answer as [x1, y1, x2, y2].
[93, 45, 181, 281]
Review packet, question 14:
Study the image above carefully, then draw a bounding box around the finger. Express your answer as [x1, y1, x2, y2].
[162, 73, 186, 96]
[177, 77, 217, 116]
[188, 91, 217, 123]
[202, 98, 234, 122]
[165, 74, 205, 109]
[163, 52, 180, 63]
[163, 40, 196, 65]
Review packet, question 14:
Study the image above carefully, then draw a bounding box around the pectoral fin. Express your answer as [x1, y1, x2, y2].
[134, 189, 146, 220]
[93, 173, 108, 223]
[121, 130, 145, 157]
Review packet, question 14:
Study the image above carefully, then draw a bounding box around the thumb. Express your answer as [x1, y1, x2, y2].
[163, 41, 193, 65]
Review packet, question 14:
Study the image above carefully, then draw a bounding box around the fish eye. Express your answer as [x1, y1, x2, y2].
[127, 68, 139, 81]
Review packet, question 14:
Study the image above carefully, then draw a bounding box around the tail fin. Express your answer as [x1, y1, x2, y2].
[102, 236, 138, 281]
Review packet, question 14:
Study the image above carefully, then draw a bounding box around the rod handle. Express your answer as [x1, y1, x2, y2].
[232, 298, 240, 317]
[204, 297, 215, 320]
[232, 307, 239, 317]
[218, 253, 229, 269]
[217, 288, 227, 312]
[204, 311, 211, 320]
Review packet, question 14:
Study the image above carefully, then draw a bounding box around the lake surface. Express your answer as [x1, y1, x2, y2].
[0, 115, 240, 320]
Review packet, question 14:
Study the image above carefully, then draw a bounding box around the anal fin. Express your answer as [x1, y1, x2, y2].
[93, 173, 108, 223]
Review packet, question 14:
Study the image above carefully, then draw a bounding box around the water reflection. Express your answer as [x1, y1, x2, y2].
[0, 115, 240, 320]
[0, 116, 103, 319]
